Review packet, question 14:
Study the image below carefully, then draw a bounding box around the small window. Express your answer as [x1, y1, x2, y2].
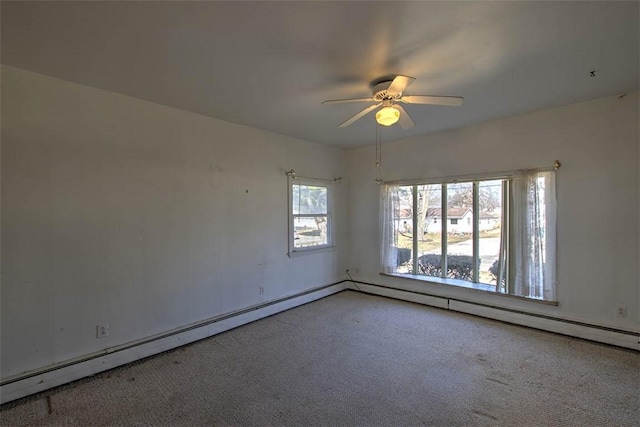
[288, 178, 333, 255]
[450, 218, 458, 225]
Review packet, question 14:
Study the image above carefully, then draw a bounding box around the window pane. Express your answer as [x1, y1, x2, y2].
[416, 184, 442, 277]
[478, 180, 504, 289]
[446, 182, 474, 281]
[393, 186, 414, 273]
[293, 216, 328, 248]
[292, 184, 327, 215]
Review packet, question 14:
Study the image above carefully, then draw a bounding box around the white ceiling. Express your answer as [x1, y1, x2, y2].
[2, 1, 638, 148]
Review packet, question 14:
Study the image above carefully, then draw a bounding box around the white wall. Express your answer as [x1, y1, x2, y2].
[2, 64, 637, 386]
[348, 92, 639, 332]
[1, 66, 348, 379]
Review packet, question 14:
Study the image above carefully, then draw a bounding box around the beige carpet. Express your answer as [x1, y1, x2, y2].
[1, 291, 638, 426]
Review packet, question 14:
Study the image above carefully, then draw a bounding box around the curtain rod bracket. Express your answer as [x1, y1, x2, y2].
[554, 160, 561, 170]
[285, 169, 296, 179]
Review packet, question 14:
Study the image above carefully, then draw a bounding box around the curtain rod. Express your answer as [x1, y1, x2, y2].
[379, 161, 561, 186]
[285, 169, 342, 183]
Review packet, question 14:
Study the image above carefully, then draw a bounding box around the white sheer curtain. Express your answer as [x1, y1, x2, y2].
[380, 184, 399, 274]
[512, 171, 557, 300]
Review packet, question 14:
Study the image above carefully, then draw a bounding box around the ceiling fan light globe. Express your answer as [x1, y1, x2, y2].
[376, 107, 400, 126]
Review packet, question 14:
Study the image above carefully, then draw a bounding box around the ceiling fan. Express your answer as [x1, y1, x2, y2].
[322, 75, 463, 129]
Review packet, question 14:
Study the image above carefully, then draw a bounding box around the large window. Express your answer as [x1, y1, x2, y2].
[288, 178, 333, 255]
[381, 171, 556, 301]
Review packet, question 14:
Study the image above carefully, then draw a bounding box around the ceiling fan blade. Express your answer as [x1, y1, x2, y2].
[394, 104, 415, 129]
[401, 95, 464, 106]
[338, 103, 382, 128]
[322, 97, 375, 104]
[386, 75, 416, 96]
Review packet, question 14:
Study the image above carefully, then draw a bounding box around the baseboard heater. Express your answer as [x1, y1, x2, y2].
[347, 281, 639, 351]
[0, 281, 347, 405]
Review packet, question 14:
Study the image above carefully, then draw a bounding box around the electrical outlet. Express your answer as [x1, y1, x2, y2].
[259, 286, 264, 295]
[96, 322, 110, 338]
[615, 305, 627, 318]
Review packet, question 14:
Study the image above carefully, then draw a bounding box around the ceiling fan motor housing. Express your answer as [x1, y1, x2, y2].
[371, 80, 402, 102]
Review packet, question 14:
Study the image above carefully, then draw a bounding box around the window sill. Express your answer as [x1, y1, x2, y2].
[288, 246, 336, 258]
[380, 272, 558, 306]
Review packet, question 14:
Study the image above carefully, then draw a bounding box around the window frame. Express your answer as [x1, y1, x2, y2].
[380, 170, 556, 303]
[288, 176, 335, 257]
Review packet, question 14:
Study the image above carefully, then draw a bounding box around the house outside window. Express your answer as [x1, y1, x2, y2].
[380, 171, 556, 301]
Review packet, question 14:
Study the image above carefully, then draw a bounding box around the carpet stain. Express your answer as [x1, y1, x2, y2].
[475, 353, 488, 362]
[486, 377, 510, 386]
[472, 409, 498, 421]
[46, 396, 53, 415]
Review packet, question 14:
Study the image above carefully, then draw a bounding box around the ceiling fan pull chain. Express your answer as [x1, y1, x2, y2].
[375, 125, 379, 167]
[375, 124, 382, 168]
[379, 127, 382, 168]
